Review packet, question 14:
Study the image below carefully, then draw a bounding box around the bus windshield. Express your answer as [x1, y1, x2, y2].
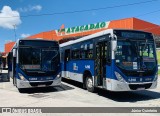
[19, 47, 59, 72]
[115, 40, 156, 71]
[41, 48, 59, 71]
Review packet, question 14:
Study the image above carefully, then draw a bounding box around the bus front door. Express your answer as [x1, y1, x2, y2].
[95, 42, 107, 87]
[64, 49, 70, 78]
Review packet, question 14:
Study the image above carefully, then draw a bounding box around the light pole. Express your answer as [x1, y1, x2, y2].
[13, 24, 17, 41]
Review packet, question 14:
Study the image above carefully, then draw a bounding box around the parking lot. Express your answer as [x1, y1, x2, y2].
[0, 70, 160, 115]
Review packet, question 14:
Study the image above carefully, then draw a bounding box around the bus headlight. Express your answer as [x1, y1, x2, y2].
[115, 72, 126, 82]
[18, 73, 26, 81]
[153, 72, 158, 82]
[56, 74, 61, 78]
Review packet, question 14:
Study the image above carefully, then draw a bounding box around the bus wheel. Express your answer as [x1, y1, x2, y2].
[86, 77, 95, 92]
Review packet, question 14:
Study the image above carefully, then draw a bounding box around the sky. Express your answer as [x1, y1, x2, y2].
[0, 0, 160, 52]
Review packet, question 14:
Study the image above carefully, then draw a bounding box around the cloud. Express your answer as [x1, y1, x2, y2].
[21, 33, 30, 38]
[0, 6, 21, 29]
[18, 5, 42, 12]
[31, 5, 42, 11]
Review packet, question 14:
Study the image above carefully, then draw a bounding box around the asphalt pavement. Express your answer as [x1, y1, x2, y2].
[0, 70, 160, 116]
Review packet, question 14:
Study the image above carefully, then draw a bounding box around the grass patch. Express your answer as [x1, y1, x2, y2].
[158, 70, 160, 75]
[157, 50, 160, 75]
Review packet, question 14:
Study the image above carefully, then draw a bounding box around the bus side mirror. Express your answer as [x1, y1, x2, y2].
[13, 49, 17, 57]
[111, 40, 117, 51]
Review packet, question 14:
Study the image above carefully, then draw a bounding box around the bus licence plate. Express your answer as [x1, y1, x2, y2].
[38, 84, 46, 87]
[137, 87, 145, 90]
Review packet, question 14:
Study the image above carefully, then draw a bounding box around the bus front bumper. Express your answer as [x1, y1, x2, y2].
[16, 77, 61, 89]
[106, 79, 157, 91]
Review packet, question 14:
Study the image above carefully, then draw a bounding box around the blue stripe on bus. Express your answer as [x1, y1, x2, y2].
[61, 60, 95, 76]
[61, 59, 115, 80]
[61, 59, 155, 83]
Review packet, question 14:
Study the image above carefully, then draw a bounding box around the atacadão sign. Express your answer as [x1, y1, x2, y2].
[58, 22, 108, 35]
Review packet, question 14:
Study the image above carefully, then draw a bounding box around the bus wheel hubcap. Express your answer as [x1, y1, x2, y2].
[87, 78, 93, 88]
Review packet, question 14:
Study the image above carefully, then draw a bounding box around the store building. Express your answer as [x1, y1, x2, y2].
[4, 17, 160, 54]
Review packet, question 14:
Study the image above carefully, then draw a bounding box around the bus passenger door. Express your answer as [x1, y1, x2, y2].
[95, 42, 108, 87]
[64, 49, 70, 78]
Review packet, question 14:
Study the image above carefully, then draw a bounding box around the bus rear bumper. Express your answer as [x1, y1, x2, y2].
[106, 79, 157, 91]
[16, 77, 61, 89]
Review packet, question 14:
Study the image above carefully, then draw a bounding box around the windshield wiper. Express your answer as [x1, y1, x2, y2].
[51, 52, 58, 61]
[41, 49, 58, 71]
[42, 49, 58, 61]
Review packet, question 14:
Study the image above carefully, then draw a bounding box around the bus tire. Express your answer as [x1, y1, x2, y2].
[15, 78, 17, 87]
[86, 77, 95, 92]
[13, 77, 15, 86]
[13, 77, 17, 86]
[18, 88, 24, 93]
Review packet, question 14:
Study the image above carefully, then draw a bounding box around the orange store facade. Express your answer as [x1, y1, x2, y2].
[4, 17, 160, 54]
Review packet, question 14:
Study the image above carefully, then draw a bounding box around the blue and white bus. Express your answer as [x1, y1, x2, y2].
[0, 53, 2, 75]
[60, 29, 158, 92]
[8, 39, 61, 91]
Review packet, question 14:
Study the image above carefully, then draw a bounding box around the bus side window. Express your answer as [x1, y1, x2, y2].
[87, 49, 93, 59]
[72, 50, 80, 59]
[87, 44, 93, 59]
[80, 50, 85, 59]
[80, 43, 93, 59]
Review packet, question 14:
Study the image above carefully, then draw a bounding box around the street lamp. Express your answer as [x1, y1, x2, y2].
[13, 24, 17, 41]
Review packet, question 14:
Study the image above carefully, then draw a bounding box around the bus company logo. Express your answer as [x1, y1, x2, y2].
[85, 65, 90, 69]
[73, 63, 78, 71]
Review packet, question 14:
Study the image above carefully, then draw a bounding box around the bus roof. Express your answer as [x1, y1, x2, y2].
[11, 39, 58, 50]
[60, 29, 114, 47]
[60, 29, 152, 47]
[18, 38, 57, 42]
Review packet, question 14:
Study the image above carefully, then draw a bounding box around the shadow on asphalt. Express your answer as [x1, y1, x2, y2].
[62, 78, 160, 102]
[96, 89, 160, 103]
[0, 70, 74, 94]
[19, 83, 75, 94]
[62, 78, 84, 88]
